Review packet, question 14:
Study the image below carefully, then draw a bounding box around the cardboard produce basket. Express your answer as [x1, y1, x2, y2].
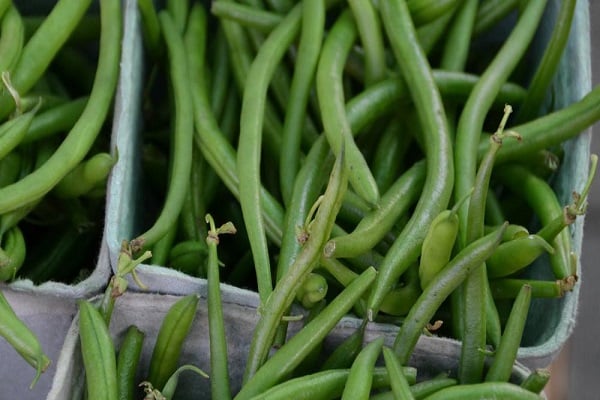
[105, 0, 592, 373]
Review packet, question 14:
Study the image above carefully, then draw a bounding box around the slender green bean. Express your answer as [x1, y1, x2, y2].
[0, 0, 120, 214]
[0, 0, 93, 120]
[348, 0, 386, 85]
[131, 10, 193, 253]
[242, 148, 349, 383]
[316, 10, 380, 206]
[517, 0, 577, 122]
[117, 325, 145, 400]
[383, 346, 415, 400]
[486, 284, 532, 382]
[422, 382, 542, 400]
[393, 224, 506, 364]
[0, 6, 24, 74]
[211, 1, 282, 32]
[341, 337, 384, 400]
[236, 267, 377, 400]
[279, 0, 324, 206]
[369, 0, 454, 318]
[237, 4, 302, 303]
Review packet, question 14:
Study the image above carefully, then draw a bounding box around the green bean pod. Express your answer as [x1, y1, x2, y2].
[0, 0, 120, 213]
[243, 147, 349, 382]
[21, 97, 87, 144]
[0, 225, 25, 281]
[296, 273, 328, 309]
[490, 278, 571, 299]
[341, 337, 384, 400]
[0, 291, 50, 388]
[486, 234, 555, 279]
[53, 152, 116, 198]
[0, 102, 39, 161]
[369, 0, 454, 318]
[393, 224, 506, 364]
[422, 382, 542, 400]
[320, 319, 367, 371]
[316, 10, 380, 206]
[236, 267, 377, 400]
[383, 346, 415, 400]
[211, 2, 283, 32]
[485, 284, 532, 382]
[520, 368, 551, 394]
[78, 300, 118, 400]
[117, 325, 145, 400]
[147, 294, 199, 390]
[160, 364, 208, 399]
[0, 6, 25, 73]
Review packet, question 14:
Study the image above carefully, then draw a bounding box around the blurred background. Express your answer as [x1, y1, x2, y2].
[550, 1, 600, 399]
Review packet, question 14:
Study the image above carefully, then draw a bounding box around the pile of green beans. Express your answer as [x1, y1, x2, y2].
[0, 0, 121, 386]
[78, 0, 600, 398]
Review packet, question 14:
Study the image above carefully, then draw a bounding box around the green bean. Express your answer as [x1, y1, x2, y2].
[0, 151, 20, 188]
[236, 267, 377, 399]
[242, 148, 349, 382]
[53, 152, 115, 198]
[147, 294, 199, 390]
[0, 0, 120, 214]
[483, 84, 600, 165]
[348, 0, 386, 86]
[0, 0, 9, 21]
[320, 319, 367, 371]
[167, 0, 189, 33]
[117, 325, 145, 400]
[79, 300, 118, 400]
[371, 117, 412, 193]
[454, 0, 547, 245]
[393, 224, 506, 364]
[415, 7, 456, 55]
[150, 222, 177, 268]
[520, 368, 551, 394]
[211, 1, 282, 32]
[517, 0, 577, 122]
[0, 101, 39, 161]
[486, 234, 554, 279]
[0, 6, 24, 74]
[407, 0, 460, 26]
[409, 377, 458, 399]
[131, 10, 193, 254]
[160, 364, 208, 399]
[422, 382, 542, 400]
[0, 290, 50, 388]
[185, 6, 285, 246]
[296, 272, 328, 309]
[209, 26, 232, 121]
[369, 0, 454, 319]
[237, 4, 302, 304]
[341, 337, 384, 400]
[316, 10, 380, 207]
[418, 189, 471, 290]
[279, 0, 324, 206]
[137, 0, 162, 59]
[473, 0, 520, 37]
[490, 278, 571, 300]
[383, 346, 415, 400]
[21, 97, 87, 144]
[206, 214, 234, 400]
[485, 284, 532, 382]
[0, 0, 93, 119]
[327, 160, 425, 259]
[0, 225, 25, 281]
[494, 164, 573, 279]
[378, 265, 422, 317]
[458, 106, 518, 382]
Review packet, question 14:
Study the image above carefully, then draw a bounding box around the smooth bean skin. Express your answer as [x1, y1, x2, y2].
[383, 347, 415, 400]
[0, 291, 50, 388]
[242, 149, 348, 383]
[486, 234, 554, 279]
[393, 224, 506, 364]
[320, 320, 366, 371]
[79, 301, 118, 400]
[235, 267, 376, 400]
[485, 284, 532, 382]
[520, 368, 551, 394]
[0, 0, 121, 214]
[0, 225, 25, 281]
[422, 382, 542, 400]
[369, 0, 454, 318]
[341, 337, 384, 400]
[117, 325, 145, 400]
[147, 294, 199, 391]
